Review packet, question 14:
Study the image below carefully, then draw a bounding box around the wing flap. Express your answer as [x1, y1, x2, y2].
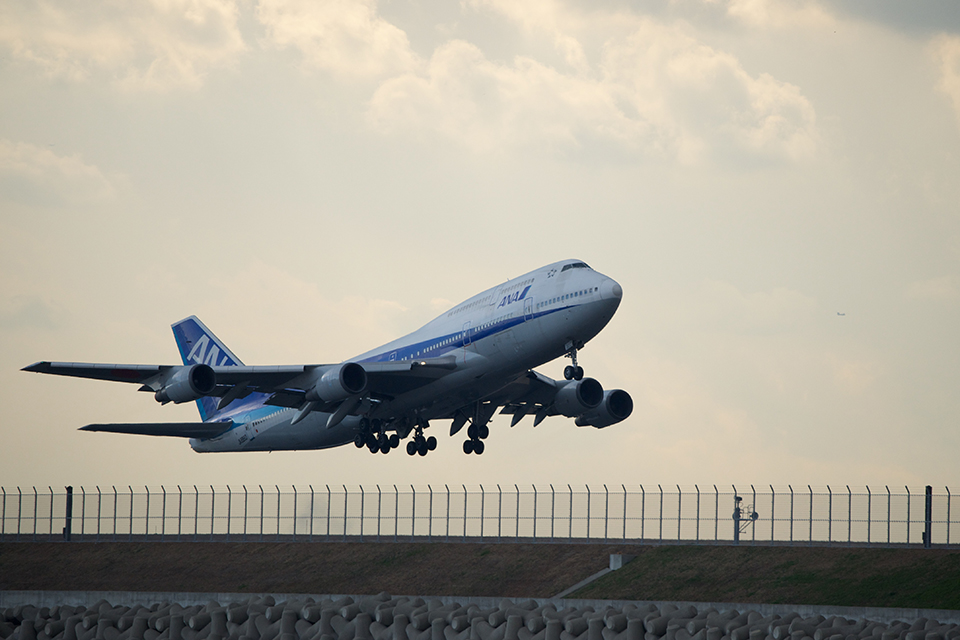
[79, 422, 233, 438]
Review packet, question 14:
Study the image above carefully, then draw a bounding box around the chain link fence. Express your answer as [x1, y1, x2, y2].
[0, 484, 956, 548]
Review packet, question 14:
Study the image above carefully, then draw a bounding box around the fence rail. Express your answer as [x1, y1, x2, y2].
[0, 484, 956, 548]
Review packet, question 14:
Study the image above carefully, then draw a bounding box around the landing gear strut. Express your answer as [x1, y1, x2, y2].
[357, 417, 398, 455]
[563, 342, 585, 380]
[405, 420, 437, 457]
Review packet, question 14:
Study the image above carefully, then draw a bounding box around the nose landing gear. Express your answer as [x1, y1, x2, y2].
[563, 342, 585, 380]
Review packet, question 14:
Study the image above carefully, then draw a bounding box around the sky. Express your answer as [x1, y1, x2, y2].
[1, 0, 959, 494]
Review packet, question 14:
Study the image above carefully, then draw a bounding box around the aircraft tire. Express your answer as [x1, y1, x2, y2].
[354, 435, 365, 448]
[368, 441, 378, 453]
[417, 440, 428, 456]
[478, 425, 489, 439]
[389, 434, 400, 448]
[564, 365, 575, 380]
[406, 441, 417, 455]
[463, 439, 474, 454]
[467, 424, 478, 439]
[426, 435, 437, 451]
[474, 440, 485, 455]
[380, 441, 390, 454]
[574, 366, 584, 380]
[359, 417, 370, 431]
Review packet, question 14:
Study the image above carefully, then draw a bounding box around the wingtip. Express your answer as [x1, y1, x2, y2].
[22, 361, 49, 373]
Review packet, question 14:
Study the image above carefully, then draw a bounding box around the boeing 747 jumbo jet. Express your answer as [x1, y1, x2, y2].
[24, 260, 632, 456]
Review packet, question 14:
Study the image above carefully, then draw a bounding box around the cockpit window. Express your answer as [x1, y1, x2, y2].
[561, 262, 591, 272]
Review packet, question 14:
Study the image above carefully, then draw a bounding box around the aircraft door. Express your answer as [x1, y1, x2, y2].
[463, 321, 473, 345]
[524, 297, 534, 321]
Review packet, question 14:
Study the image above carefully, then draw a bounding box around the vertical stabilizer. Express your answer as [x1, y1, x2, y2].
[171, 316, 244, 421]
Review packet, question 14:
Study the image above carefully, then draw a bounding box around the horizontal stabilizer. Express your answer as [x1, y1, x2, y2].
[79, 422, 233, 439]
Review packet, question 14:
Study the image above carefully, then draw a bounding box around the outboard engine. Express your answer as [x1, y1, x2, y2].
[155, 364, 216, 404]
[554, 378, 603, 417]
[575, 389, 633, 428]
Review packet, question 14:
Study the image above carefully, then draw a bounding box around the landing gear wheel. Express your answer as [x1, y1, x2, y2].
[467, 424, 478, 439]
[574, 366, 584, 380]
[478, 425, 489, 439]
[473, 440, 485, 455]
[380, 440, 390, 454]
[426, 435, 437, 451]
[389, 434, 400, 448]
[564, 365, 575, 380]
[417, 439, 429, 456]
[368, 440, 378, 453]
[354, 434, 365, 448]
[463, 439, 474, 454]
[406, 441, 417, 456]
[359, 417, 370, 431]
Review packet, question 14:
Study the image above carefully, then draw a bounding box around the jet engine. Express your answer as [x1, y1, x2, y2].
[154, 364, 216, 404]
[306, 362, 368, 403]
[575, 389, 633, 428]
[554, 377, 603, 417]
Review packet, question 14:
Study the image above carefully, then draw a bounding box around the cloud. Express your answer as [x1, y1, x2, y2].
[257, 0, 419, 79]
[0, 0, 246, 90]
[723, 0, 834, 28]
[0, 139, 116, 203]
[368, 8, 818, 163]
[906, 275, 958, 301]
[697, 280, 819, 333]
[930, 34, 960, 129]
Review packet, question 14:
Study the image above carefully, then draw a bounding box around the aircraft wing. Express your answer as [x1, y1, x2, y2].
[80, 422, 233, 438]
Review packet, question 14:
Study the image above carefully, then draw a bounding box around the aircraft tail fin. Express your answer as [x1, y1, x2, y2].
[171, 316, 244, 421]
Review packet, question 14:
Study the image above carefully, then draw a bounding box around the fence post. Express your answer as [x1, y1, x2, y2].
[733, 485, 739, 545]
[534, 485, 539, 540]
[808, 485, 813, 545]
[568, 485, 572, 540]
[145, 486, 150, 538]
[63, 486, 73, 542]
[113, 487, 118, 542]
[586, 485, 591, 540]
[277, 485, 282, 541]
[464, 485, 469, 542]
[770, 485, 775, 542]
[847, 485, 852, 545]
[499, 485, 504, 541]
[376, 485, 381, 542]
[947, 486, 952, 546]
[827, 485, 832, 544]
[480, 485, 485, 539]
[642, 485, 646, 541]
[327, 485, 332, 541]
[886, 485, 891, 546]
[924, 485, 933, 549]
[658, 484, 663, 542]
[359, 486, 364, 542]
[410, 485, 416, 539]
[17, 487, 22, 541]
[713, 485, 717, 542]
[429, 485, 433, 541]
[623, 485, 628, 541]
[552, 484, 556, 541]
[293, 485, 298, 541]
[127, 486, 133, 541]
[677, 485, 681, 541]
[259, 485, 264, 542]
[176, 486, 181, 542]
[695, 485, 700, 543]
[227, 486, 232, 541]
[515, 484, 520, 540]
[308, 485, 314, 542]
[193, 485, 199, 541]
[211, 485, 217, 541]
[48, 487, 53, 537]
[32, 487, 37, 541]
[393, 485, 398, 543]
[161, 486, 166, 541]
[445, 484, 450, 541]
[1, 487, 5, 540]
[343, 484, 349, 541]
[867, 486, 872, 545]
[789, 485, 794, 544]
[97, 487, 102, 543]
[906, 486, 911, 545]
[244, 486, 249, 542]
[751, 485, 757, 544]
[603, 485, 608, 542]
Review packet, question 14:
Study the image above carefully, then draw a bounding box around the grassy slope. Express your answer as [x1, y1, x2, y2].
[2, 543, 959, 611]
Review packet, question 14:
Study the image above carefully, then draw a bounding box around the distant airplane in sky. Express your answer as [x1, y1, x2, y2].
[837, 312, 846, 316]
[24, 260, 632, 456]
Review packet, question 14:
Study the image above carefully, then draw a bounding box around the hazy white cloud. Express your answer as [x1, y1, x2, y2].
[723, 0, 834, 28]
[697, 281, 819, 333]
[257, 0, 419, 78]
[0, 139, 116, 202]
[906, 275, 958, 301]
[369, 6, 818, 162]
[931, 34, 960, 129]
[0, 0, 246, 90]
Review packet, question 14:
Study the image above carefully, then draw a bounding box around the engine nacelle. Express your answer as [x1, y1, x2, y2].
[155, 364, 216, 404]
[554, 378, 603, 417]
[306, 362, 368, 403]
[575, 389, 633, 428]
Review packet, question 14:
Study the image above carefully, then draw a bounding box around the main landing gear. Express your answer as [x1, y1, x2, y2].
[463, 422, 489, 455]
[405, 420, 437, 457]
[355, 418, 401, 455]
[563, 342, 586, 380]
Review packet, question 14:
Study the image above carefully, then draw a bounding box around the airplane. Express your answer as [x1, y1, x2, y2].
[23, 260, 632, 456]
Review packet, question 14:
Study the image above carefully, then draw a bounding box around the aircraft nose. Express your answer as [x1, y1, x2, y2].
[600, 278, 622, 300]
